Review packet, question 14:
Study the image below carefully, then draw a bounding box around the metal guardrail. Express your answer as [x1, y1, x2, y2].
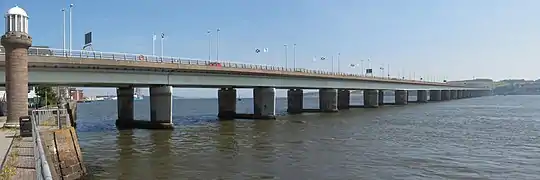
[31, 108, 71, 180]
[5, 47, 451, 85]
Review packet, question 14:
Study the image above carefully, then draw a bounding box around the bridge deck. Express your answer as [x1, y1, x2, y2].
[0, 55, 459, 88]
[0, 47, 488, 90]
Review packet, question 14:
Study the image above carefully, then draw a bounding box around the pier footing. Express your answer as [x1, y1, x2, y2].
[115, 119, 174, 129]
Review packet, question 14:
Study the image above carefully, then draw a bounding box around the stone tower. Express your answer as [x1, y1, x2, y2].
[1, 6, 32, 128]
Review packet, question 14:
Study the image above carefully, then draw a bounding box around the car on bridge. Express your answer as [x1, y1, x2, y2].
[207, 62, 222, 67]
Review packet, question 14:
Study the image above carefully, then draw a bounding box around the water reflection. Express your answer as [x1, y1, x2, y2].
[150, 130, 173, 179]
[116, 130, 136, 180]
[216, 121, 238, 156]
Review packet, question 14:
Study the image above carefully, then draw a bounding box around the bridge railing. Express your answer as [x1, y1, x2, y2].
[31, 108, 71, 180]
[22, 47, 446, 85]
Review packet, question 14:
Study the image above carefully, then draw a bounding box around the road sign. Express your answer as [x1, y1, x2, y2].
[84, 32, 92, 46]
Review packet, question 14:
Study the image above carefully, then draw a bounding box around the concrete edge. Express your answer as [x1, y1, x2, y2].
[0, 131, 15, 170]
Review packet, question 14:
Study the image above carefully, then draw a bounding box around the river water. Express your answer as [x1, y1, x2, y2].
[76, 95, 540, 180]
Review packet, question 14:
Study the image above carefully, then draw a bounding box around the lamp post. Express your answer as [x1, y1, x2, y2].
[337, 52, 341, 73]
[216, 28, 220, 62]
[152, 33, 156, 56]
[293, 44, 296, 69]
[69, 4, 74, 56]
[207, 30, 211, 60]
[284, 44, 288, 69]
[62, 8, 66, 56]
[160, 32, 165, 59]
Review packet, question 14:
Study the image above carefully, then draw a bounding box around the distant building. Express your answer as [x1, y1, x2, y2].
[69, 88, 84, 101]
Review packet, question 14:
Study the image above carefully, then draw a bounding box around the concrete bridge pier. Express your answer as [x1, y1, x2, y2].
[363, 90, 379, 108]
[338, 90, 350, 110]
[218, 88, 237, 119]
[319, 88, 338, 112]
[476, 90, 490, 97]
[457, 90, 463, 99]
[470, 90, 479, 98]
[287, 89, 303, 114]
[115, 87, 134, 127]
[149, 85, 174, 129]
[395, 90, 408, 105]
[430, 90, 442, 101]
[417, 90, 428, 103]
[450, 90, 458, 99]
[441, 90, 451, 101]
[483, 90, 492, 96]
[253, 87, 276, 119]
[464, 90, 471, 98]
[378, 90, 385, 106]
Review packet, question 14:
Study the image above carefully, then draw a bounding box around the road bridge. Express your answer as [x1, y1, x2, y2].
[0, 47, 491, 129]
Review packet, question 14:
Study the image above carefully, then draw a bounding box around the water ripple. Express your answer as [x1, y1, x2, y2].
[77, 96, 540, 180]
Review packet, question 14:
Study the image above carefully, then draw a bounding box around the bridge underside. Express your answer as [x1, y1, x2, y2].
[0, 68, 484, 90]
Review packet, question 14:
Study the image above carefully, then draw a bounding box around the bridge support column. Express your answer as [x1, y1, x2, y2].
[378, 90, 385, 106]
[457, 90, 462, 99]
[253, 87, 276, 119]
[287, 89, 303, 114]
[430, 90, 441, 101]
[319, 88, 338, 112]
[149, 85, 173, 129]
[338, 90, 350, 110]
[441, 90, 451, 100]
[395, 90, 408, 105]
[417, 90, 428, 103]
[484, 90, 492, 96]
[450, 90, 458, 99]
[116, 87, 134, 127]
[363, 90, 379, 108]
[218, 88, 237, 119]
[2, 30, 32, 128]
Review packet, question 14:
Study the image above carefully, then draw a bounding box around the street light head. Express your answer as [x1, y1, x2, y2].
[70, 4, 74, 7]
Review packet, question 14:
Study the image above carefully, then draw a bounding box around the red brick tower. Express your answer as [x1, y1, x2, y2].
[1, 6, 32, 127]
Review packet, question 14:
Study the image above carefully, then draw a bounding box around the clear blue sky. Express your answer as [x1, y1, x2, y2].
[3, 0, 540, 97]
